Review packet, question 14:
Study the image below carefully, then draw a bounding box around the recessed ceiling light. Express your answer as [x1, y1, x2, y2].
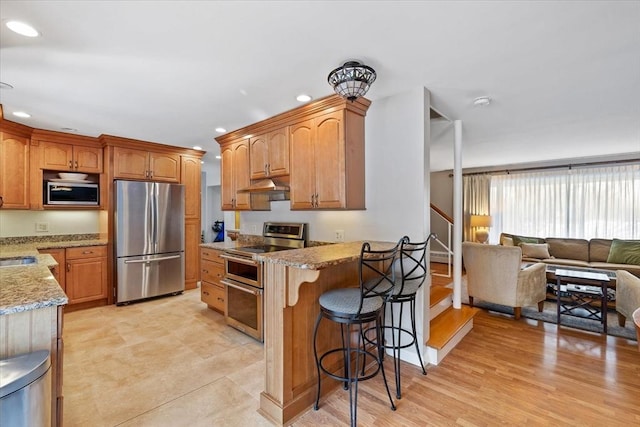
[6, 21, 40, 37]
[13, 111, 31, 118]
[215, 155, 221, 160]
[0, 82, 14, 90]
[200, 160, 204, 164]
[473, 96, 491, 107]
[193, 145, 202, 150]
[296, 94, 312, 102]
[215, 127, 226, 133]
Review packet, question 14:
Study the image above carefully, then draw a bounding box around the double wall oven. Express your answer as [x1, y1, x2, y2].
[220, 222, 308, 341]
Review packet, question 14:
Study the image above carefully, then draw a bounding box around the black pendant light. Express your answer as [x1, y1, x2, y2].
[327, 61, 376, 102]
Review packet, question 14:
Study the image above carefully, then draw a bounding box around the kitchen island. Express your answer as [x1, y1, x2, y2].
[1, 236, 105, 426]
[255, 241, 396, 425]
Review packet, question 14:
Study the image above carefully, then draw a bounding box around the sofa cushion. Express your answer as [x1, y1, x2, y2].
[520, 243, 551, 259]
[590, 262, 640, 278]
[544, 258, 590, 268]
[589, 239, 613, 262]
[512, 234, 544, 246]
[607, 239, 640, 265]
[546, 238, 589, 262]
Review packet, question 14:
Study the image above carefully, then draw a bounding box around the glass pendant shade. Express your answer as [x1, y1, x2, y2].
[327, 61, 376, 101]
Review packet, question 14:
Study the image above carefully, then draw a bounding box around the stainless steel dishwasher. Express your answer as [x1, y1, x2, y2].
[0, 350, 51, 427]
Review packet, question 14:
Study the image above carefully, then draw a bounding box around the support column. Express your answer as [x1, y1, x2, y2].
[452, 120, 463, 309]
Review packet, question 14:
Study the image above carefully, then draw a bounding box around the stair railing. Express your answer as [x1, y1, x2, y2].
[430, 203, 453, 278]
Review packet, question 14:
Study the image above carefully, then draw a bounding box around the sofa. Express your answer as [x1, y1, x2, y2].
[499, 233, 640, 279]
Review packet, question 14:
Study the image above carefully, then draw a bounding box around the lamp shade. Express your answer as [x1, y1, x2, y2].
[327, 61, 376, 102]
[470, 214, 492, 228]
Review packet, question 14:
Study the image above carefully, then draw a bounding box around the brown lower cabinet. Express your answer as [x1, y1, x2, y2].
[41, 245, 108, 311]
[39, 248, 66, 292]
[200, 247, 225, 313]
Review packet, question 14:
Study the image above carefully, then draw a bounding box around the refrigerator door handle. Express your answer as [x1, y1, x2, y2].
[124, 254, 182, 264]
[151, 182, 158, 253]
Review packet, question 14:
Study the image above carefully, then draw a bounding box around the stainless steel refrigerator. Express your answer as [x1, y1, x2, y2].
[114, 180, 185, 304]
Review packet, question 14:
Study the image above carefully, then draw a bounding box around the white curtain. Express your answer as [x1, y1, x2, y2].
[489, 164, 640, 241]
[463, 174, 491, 242]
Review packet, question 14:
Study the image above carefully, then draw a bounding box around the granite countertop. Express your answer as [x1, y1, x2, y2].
[255, 241, 397, 270]
[0, 237, 107, 315]
[200, 241, 248, 250]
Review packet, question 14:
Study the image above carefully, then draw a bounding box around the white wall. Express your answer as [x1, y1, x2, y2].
[0, 210, 103, 238]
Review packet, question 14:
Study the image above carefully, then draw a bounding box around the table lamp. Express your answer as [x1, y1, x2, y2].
[470, 214, 492, 244]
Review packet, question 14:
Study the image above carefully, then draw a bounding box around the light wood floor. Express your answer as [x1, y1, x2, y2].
[63, 275, 640, 426]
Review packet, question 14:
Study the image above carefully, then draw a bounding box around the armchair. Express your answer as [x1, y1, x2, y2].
[462, 242, 547, 320]
[616, 270, 640, 327]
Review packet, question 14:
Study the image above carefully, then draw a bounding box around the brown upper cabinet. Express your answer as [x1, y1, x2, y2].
[29, 130, 104, 210]
[290, 109, 365, 210]
[40, 141, 102, 173]
[0, 122, 31, 209]
[221, 139, 269, 211]
[216, 94, 370, 211]
[249, 127, 290, 179]
[112, 146, 180, 182]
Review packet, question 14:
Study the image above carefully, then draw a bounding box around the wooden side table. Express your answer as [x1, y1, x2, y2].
[633, 308, 640, 351]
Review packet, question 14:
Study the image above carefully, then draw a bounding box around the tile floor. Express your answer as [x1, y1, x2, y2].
[63, 289, 273, 426]
[63, 288, 426, 426]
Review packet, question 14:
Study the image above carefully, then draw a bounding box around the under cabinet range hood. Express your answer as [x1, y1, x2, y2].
[237, 178, 290, 201]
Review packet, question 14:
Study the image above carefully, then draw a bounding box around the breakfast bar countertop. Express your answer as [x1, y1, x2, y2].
[255, 240, 396, 269]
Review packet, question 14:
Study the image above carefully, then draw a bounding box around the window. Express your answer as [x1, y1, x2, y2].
[489, 164, 639, 240]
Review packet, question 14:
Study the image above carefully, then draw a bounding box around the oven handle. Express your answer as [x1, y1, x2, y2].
[221, 279, 262, 296]
[220, 253, 257, 266]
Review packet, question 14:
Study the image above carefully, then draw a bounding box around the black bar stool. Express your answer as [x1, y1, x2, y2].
[312, 240, 401, 427]
[364, 236, 429, 399]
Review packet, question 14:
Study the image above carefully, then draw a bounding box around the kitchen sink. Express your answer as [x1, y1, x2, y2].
[0, 256, 38, 267]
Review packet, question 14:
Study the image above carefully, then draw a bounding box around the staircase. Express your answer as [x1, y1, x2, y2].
[426, 285, 479, 365]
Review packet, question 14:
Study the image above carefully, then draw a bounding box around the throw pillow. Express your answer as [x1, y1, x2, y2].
[520, 243, 551, 259]
[502, 236, 514, 246]
[512, 235, 543, 246]
[607, 239, 640, 265]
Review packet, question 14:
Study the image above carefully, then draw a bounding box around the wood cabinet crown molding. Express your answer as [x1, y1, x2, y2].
[0, 118, 33, 138]
[215, 94, 370, 146]
[100, 134, 205, 158]
[31, 129, 100, 148]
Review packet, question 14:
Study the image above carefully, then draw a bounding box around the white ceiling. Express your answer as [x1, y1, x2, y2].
[1, 1, 639, 171]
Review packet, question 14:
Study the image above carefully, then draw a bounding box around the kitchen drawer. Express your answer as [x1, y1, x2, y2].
[201, 247, 224, 264]
[201, 259, 224, 284]
[66, 245, 107, 260]
[201, 281, 225, 312]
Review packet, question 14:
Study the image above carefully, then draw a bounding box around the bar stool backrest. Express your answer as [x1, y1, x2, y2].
[395, 236, 429, 296]
[357, 240, 403, 315]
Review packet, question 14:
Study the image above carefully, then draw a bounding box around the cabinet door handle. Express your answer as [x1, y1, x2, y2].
[203, 269, 209, 274]
[149, 170, 153, 179]
[68, 160, 73, 169]
[66, 263, 71, 272]
[217, 297, 224, 302]
[203, 290, 210, 296]
[82, 250, 93, 255]
[74, 161, 79, 169]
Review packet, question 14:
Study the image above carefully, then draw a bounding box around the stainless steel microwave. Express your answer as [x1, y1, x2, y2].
[45, 181, 99, 205]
